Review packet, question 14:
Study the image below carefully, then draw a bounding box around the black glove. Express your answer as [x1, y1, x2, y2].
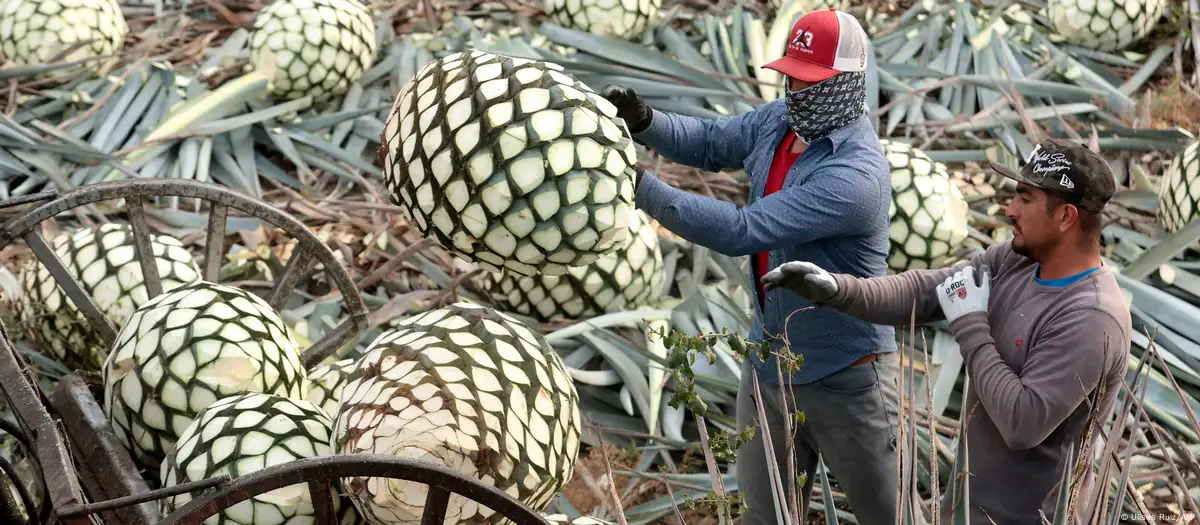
[600, 85, 653, 134]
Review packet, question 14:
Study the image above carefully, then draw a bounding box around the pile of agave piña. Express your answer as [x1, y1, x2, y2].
[2, 40, 646, 525]
[8, 220, 607, 525]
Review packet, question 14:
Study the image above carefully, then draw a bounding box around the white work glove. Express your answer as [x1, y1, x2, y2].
[761, 261, 838, 303]
[936, 265, 991, 323]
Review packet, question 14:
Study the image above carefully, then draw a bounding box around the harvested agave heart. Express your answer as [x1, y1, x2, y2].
[379, 49, 639, 278]
[331, 303, 582, 525]
[102, 280, 308, 469]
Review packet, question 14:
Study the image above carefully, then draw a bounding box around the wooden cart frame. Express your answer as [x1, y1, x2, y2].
[0, 178, 551, 525]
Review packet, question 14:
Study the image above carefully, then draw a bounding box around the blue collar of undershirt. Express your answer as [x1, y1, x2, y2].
[1034, 263, 1101, 287]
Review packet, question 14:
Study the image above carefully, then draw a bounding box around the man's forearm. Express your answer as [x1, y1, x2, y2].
[632, 104, 767, 173]
[822, 266, 959, 326]
[821, 243, 1007, 326]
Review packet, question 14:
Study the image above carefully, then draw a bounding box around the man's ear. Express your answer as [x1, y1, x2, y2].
[1058, 204, 1079, 233]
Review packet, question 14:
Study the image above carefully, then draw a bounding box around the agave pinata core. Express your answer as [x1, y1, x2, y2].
[0, 0, 128, 76]
[331, 302, 582, 525]
[305, 357, 358, 419]
[884, 140, 971, 273]
[544, 0, 662, 40]
[248, 0, 378, 102]
[1044, 0, 1164, 52]
[102, 280, 308, 469]
[160, 392, 358, 525]
[12, 223, 202, 372]
[481, 209, 665, 322]
[379, 49, 638, 278]
[1158, 137, 1200, 233]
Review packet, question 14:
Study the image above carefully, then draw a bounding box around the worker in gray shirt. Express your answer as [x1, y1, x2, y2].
[762, 138, 1132, 524]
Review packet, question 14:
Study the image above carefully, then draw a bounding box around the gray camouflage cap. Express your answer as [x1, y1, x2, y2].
[988, 138, 1116, 213]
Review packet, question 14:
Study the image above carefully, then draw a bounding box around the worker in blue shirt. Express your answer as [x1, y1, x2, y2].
[600, 8, 899, 525]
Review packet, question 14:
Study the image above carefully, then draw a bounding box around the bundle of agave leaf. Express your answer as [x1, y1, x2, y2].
[0, 0, 1198, 523]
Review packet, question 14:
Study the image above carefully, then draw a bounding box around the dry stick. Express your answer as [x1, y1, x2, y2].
[573, 462, 616, 521]
[751, 372, 790, 525]
[896, 302, 916, 522]
[581, 421, 683, 446]
[770, 308, 810, 523]
[996, 56, 1045, 143]
[57, 59, 149, 130]
[923, 330, 940, 525]
[916, 85, 1016, 152]
[619, 470, 712, 493]
[594, 431, 630, 525]
[1064, 337, 1110, 524]
[1119, 379, 1200, 519]
[4, 79, 16, 116]
[1145, 341, 1200, 459]
[201, 0, 247, 28]
[354, 238, 435, 291]
[658, 470, 690, 525]
[1105, 353, 1160, 525]
[1118, 376, 1163, 525]
[907, 323, 920, 520]
[769, 335, 800, 524]
[694, 416, 729, 525]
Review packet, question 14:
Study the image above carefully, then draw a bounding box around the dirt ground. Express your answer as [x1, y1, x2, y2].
[1145, 76, 1200, 131]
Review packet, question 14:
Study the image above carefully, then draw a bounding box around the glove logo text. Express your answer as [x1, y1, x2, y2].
[946, 280, 967, 299]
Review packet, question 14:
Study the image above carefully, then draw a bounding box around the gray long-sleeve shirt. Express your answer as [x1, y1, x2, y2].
[820, 241, 1131, 524]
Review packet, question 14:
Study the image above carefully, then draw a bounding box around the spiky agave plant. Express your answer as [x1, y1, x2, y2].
[248, 0, 378, 103]
[0, 0, 128, 77]
[102, 280, 308, 469]
[160, 392, 359, 525]
[543, 0, 661, 40]
[479, 209, 665, 322]
[10, 223, 202, 371]
[331, 302, 581, 525]
[378, 49, 639, 278]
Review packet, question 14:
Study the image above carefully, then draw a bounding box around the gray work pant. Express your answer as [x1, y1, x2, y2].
[735, 352, 901, 525]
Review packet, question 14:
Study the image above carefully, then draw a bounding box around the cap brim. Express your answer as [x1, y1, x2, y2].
[762, 56, 840, 83]
[989, 161, 1035, 186]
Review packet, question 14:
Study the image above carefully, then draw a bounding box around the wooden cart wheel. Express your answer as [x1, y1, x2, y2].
[0, 178, 373, 525]
[157, 454, 551, 525]
[0, 178, 370, 368]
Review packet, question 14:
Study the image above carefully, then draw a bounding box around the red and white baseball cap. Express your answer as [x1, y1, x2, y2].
[763, 9, 870, 83]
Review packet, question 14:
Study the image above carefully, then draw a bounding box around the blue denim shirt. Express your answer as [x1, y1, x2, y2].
[633, 98, 898, 384]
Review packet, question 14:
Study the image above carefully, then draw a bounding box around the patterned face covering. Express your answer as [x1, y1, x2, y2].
[784, 71, 867, 144]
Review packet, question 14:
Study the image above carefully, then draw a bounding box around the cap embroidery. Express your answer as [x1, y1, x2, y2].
[1059, 174, 1075, 189]
[1030, 150, 1072, 175]
[1027, 143, 1042, 163]
[791, 29, 814, 52]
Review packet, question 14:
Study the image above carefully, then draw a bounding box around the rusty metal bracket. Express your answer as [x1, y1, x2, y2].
[50, 374, 157, 525]
[157, 455, 554, 525]
[0, 324, 89, 525]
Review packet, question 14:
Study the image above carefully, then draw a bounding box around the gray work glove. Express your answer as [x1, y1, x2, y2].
[761, 261, 839, 303]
